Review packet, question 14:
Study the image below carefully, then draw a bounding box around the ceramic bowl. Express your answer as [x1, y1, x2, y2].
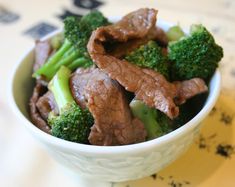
[9, 20, 221, 182]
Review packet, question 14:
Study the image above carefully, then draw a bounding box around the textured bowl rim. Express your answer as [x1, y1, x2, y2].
[8, 19, 221, 155]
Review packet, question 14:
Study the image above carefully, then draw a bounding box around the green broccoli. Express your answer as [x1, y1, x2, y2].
[33, 10, 109, 81]
[130, 99, 172, 140]
[125, 41, 169, 79]
[168, 24, 223, 80]
[64, 11, 109, 57]
[50, 33, 64, 50]
[166, 25, 185, 41]
[48, 66, 94, 143]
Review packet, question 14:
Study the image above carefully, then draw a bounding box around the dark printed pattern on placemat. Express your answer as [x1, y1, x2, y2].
[57, 9, 83, 20]
[57, 0, 104, 20]
[216, 144, 235, 158]
[230, 68, 235, 77]
[73, 0, 103, 9]
[0, 5, 20, 24]
[196, 133, 235, 158]
[23, 22, 58, 39]
[195, 99, 235, 158]
[220, 111, 234, 125]
[151, 174, 191, 187]
[117, 174, 191, 187]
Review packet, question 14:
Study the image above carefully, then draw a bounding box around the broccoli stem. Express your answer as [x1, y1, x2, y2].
[68, 57, 92, 70]
[41, 50, 79, 80]
[55, 50, 80, 69]
[33, 11, 109, 81]
[130, 99, 163, 140]
[62, 46, 76, 58]
[166, 25, 185, 41]
[33, 39, 72, 79]
[50, 34, 64, 50]
[48, 66, 74, 113]
[34, 43, 84, 80]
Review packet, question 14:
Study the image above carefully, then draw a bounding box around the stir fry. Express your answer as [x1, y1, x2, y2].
[29, 8, 223, 146]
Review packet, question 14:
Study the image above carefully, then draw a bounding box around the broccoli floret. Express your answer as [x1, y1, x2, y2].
[130, 99, 172, 140]
[125, 41, 169, 79]
[166, 25, 185, 41]
[168, 24, 223, 80]
[64, 11, 109, 57]
[33, 11, 109, 81]
[48, 66, 94, 143]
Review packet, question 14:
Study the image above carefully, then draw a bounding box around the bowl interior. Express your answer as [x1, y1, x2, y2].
[12, 49, 35, 119]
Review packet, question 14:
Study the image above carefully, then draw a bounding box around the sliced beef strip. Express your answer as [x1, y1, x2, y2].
[29, 83, 51, 133]
[36, 91, 58, 120]
[109, 26, 168, 58]
[88, 54, 179, 119]
[87, 8, 178, 118]
[173, 78, 208, 105]
[154, 26, 168, 46]
[87, 8, 208, 119]
[29, 40, 54, 133]
[108, 37, 152, 58]
[33, 40, 53, 86]
[70, 67, 96, 109]
[33, 40, 52, 72]
[88, 8, 158, 55]
[70, 68, 146, 146]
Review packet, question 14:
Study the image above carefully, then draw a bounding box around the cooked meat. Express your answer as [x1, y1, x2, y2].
[154, 26, 168, 46]
[33, 40, 52, 72]
[36, 91, 58, 120]
[87, 8, 208, 119]
[29, 83, 50, 133]
[70, 67, 96, 109]
[88, 8, 158, 55]
[88, 54, 179, 118]
[108, 38, 153, 58]
[173, 78, 208, 105]
[87, 8, 179, 118]
[109, 27, 168, 58]
[70, 68, 147, 145]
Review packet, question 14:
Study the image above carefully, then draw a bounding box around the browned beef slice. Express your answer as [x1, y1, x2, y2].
[36, 91, 58, 120]
[88, 54, 179, 119]
[108, 38, 152, 58]
[87, 8, 208, 119]
[33, 40, 52, 72]
[29, 83, 50, 133]
[88, 8, 158, 55]
[173, 78, 208, 105]
[70, 68, 146, 146]
[109, 27, 167, 58]
[87, 8, 179, 119]
[70, 67, 96, 109]
[154, 26, 168, 46]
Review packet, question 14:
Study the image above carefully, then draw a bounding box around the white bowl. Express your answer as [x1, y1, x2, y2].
[9, 20, 221, 182]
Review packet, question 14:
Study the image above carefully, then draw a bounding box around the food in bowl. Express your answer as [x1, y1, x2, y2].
[29, 8, 223, 146]
[10, 8, 222, 182]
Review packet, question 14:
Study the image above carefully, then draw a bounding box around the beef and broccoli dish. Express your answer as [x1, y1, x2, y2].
[29, 8, 223, 146]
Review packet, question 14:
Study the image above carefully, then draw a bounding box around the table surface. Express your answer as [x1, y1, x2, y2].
[1, 0, 235, 186]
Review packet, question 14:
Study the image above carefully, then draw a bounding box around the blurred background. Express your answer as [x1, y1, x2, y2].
[0, 0, 235, 186]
